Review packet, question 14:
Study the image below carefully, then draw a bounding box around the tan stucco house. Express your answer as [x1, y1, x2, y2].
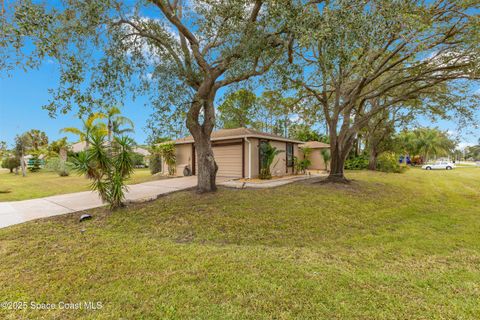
[299, 141, 331, 171]
[162, 128, 304, 179]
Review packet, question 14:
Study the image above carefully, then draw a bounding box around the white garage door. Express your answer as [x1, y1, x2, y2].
[213, 144, 243, 178]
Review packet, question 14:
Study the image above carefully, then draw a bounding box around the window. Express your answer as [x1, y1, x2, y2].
[286, 143, 294, 167]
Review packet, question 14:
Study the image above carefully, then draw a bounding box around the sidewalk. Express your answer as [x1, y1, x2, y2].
[0, 176, 223, 229]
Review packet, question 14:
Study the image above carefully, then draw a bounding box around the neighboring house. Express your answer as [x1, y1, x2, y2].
[163, 128, 304, 178]
[133, 147, 151, 166]
[299, 141, 331, 171]
[72, 142, 150, 157]
[71, 141, 88, 153]
[133, 147, 150, 157]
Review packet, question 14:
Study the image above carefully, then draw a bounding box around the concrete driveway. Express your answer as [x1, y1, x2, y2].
[0, 176, 228, 229]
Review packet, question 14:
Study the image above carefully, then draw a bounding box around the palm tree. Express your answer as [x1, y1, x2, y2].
[259, 142, 284, 179]
[60, 113, 107, 149]
[105, 107, 134, 143]
[321, 149, 331, 172]
[26, 129, 49, 151]
[415, 128, 454, 162]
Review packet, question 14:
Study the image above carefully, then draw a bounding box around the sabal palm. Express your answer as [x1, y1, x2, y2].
[61, 113, 107, 148]
[105, 107, 134, 142]
[27, 129, 48, 151]
[415, 129, 453, 161]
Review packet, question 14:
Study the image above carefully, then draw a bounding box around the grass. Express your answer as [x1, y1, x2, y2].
[1, 168, 479, 319]
[0, 168, 160, 201]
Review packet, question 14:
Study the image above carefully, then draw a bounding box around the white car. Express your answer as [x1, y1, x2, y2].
[422, 161, 455, 170]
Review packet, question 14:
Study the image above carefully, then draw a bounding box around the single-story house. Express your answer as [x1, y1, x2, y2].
[162, 128, 304, 179]
[299, 141, 331, 171]
[71, 141, 86, 153]
[71, 141, 150, 159]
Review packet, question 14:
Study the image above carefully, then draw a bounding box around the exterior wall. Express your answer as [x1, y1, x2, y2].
[166, 138, 302, 178]
[164, 143, 193, 176]
[249, 140, 300, 178]
[307, 147, 328, 170]
[248, 138, 260, 178]
[270, 140, 288, 176]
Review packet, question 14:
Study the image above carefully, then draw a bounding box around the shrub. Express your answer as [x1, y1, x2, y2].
[294, 156, 310, 174]
[259, 168, 271, 180]
[151, 143, 176, 175]
[28, 154, 42, 172]
[320, 149, 331, 171]
[259, 142, 283, 179]
[72, 134, 135, 210]
[149, 153, 162, 174]
[345, 155, 368, 170]
[2, 157, 20, 173]
[131, 153, 145, 167]
[45, 157, 72, 176]
[377, 152, 406, 173]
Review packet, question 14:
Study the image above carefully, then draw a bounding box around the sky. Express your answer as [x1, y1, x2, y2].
[1, 60, 479, 149]
[0, 61, 152, 147]
[1, 1, 479, 150]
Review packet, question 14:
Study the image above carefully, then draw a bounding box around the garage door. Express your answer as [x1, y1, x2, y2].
[213, 144, 243, 178]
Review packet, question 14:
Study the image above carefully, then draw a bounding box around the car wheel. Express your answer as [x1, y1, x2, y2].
[446, 166, 452, 170]
[426, 166, 432, 170]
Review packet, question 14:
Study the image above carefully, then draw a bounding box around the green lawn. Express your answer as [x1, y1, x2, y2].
[1, 168, 479, 319]
[0, 168, 158, 201]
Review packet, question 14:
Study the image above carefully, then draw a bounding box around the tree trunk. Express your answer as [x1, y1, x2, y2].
[368, 148, 378, 171]
[20, 154, 26, 177]
[186, 79, 218, 193]
[325, 134, 351, 183]
[194, 139, 218, 193]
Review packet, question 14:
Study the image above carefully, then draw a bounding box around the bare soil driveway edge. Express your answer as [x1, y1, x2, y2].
[0, 176, 230, 229]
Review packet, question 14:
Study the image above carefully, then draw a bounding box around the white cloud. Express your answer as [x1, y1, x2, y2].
[458, 141, 475, 150]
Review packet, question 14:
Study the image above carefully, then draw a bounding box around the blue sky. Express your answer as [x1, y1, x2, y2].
[1, 60, 479, 149]
[0, 61, 152, 147]
[1, 0, 479, 149]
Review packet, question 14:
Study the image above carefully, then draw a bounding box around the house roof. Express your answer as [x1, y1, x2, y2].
[72, 141, 150, 156]
[299, 141, 330, 149]
[133, 147, 150, 156]
[171, 128, 304, 145]
[71, 141, 87, 153]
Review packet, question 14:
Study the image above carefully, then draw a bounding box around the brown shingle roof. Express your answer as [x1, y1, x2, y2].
[171, 127, 303, 144]
[299, 141, 330, 149]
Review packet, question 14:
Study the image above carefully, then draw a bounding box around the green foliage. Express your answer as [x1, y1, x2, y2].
[131, 153, 145, 167]
[290, 125, 326, 142]
[153, 143, 176, 176]
[259, 142, 284, 179]
[61, 113, 107, 146]
[0, 141, 7, 157]
[218, 89, 257, 129]
[149, 153, 163, 175]
[105, 106, 135, 141]
[72, 134, 135, 210]
[320, 149, 331, 171]
[26, 129, 48, 151]
[294, 146, 312, 174]
[377, 152, 406, 173]
[395, 128, 456, 161]
[294, 156, 310, 175]
[48, 137, 69, 154]
[345, 155, 369, 170]
[465, 145, 480, 161]
[45, 157, 73, 177]
[2, 157, 20, 173]
[27, 154, 42, 172]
